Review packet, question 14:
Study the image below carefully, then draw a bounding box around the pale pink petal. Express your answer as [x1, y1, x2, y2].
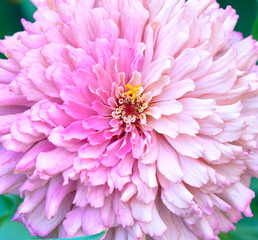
[180, 98, 216, 119]
[86, 185, 106, 208]
[83, 116, 112, 131]
[139, 204, 167, 237]
[63, 207, 84, 237]
[36, 148, 76, 177]
[130, 197, 153, 222]
[214, 119, 247, 142]
[81, 205, 106, 235]
[179, 155, 209, 187]
[154, 17, 189, 59]
[16, 140, 55, 174]
[101, 194, 118, 228]
[157, 135, 183, 182]
[14, 193, 74, 237]
[73, 183, 88, 208]
[113, 191, 134, 227]
[138, 162, 158, 188]
[78, 141, 109, 159]
[166, 134, 204, 158]
[148, 117, 178, 138]
[232, 36, 258, 71]
[141, 56, 172, 87]
[19, 186, 47, 214]
[45, 176, 76, 219]
[219, 182, 255, 212]
[150, 99, 183, 116]
[117, 154, 135, 176]
[169, 113, 200, 136]
[141, 143, 159, 164]
[170, 48, 201, 82]
[131, 169, 157, 204]
[0, 173, 26, 194]
[154, 78, 195, 102]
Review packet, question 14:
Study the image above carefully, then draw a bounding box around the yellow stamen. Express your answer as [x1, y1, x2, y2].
[125, 84, 141, 100]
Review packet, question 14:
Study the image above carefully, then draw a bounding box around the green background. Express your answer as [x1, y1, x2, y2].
[0, 0, 257, 239]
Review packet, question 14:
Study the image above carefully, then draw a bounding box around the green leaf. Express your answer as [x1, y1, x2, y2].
[0, 0, 24, 39]
[20, 0, 37, 22]
[0, 216, 39, 240]
[4, 0, 22, 4]
[0, 195, 18, 219]
[252, 18, 258, 40]
[220, 217, 258, 240]
[0, 195, 39, 239]
[47, 230, 108, 240]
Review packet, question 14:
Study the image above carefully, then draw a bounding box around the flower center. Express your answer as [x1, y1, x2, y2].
[125, 83, 141, 100]
[113, 84, 148, 125]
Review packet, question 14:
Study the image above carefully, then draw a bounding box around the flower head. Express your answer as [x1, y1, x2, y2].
[0, 0, 258, 239]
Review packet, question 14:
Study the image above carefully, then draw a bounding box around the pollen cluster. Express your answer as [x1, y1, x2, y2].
[112, 84, 148, 125]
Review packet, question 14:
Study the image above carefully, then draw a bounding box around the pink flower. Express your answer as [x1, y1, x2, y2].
[0, 0, 258, 239]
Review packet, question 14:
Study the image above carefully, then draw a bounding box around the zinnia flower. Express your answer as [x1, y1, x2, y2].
[0, 0, 258, 239]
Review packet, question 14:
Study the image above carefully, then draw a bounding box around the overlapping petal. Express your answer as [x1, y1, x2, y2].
[0, 0, 257, 239]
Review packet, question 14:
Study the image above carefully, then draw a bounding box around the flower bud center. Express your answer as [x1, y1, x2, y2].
[113, 84, 148, 125]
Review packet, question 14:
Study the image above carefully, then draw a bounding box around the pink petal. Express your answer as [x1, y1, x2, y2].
[154, 78, 195, 102]
[141, 142, 159, 164]
[170, 48, 201, 82]
[117, 154, 135, 176]
[73, 183, 88, 208]
[78, 141, 109, 159]
[83, 116, 112, 131]
[166, 134, 204, 158]
[0, 173, 26, 194]
[16, 140, 55, 174]
[60, 86, 88, 104]
[130, 197, 153, 222]
[169, 113, 200, 136]
[113, 191, 134, 227]
[157, 135, 183, 182]
[138, 162, 157, 188]
[92, 100, 112, 116]
[139, 204, 167, 237]
[62, 101, 96, 120]
[148, 117, 178, 139]
[19, 186, 47, 214]
[14, 193, 74, 237]
[179, 98, 216, 119]
[179, 155, 209, 187]
[219, 182, 255, 212]
[27, 63, 59, 98]
[86, 185, 106, 208]
[93, 64, 113, 92]
[81, 205, 106, 235]
[100, 194, 117, 228]
[141, 56, 172, 87]
[63, 121, 90, 141]
[45, 176, 76, 219]
[36, 148, 76, 177]
[0, 68, 16, 84]
[63, 207, 84, 237]
[155, 17, 189, 59]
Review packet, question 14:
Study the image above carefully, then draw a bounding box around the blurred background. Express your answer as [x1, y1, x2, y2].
[0, 0, 257, 239]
